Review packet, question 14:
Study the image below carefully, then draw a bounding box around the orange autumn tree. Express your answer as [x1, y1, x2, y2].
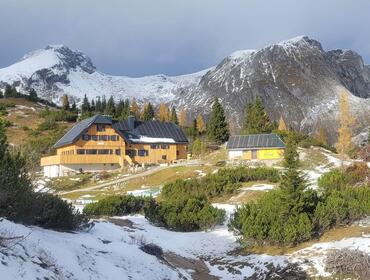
[336, 90, 356, 155]
[179, 108, 188, 127]
[316, 126, 328, 145]
[157, 103, 171, 121]
[196, 113, 206, 134]
[278, 116, 287, 131]
[131, 98, 140, 119]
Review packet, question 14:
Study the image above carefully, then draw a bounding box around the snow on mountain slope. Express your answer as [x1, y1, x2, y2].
[0, 45, 208, 104]
[1, 37, 370, 143]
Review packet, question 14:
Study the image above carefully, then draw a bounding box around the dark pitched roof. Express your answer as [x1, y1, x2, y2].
[226, 134, 285, 150]
[53, 115, 112, 148]
[54, 115, 188, 148]
[113, 119, 188, 144]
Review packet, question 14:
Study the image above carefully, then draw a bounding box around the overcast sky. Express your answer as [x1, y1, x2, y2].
[0, 0, 369, 76]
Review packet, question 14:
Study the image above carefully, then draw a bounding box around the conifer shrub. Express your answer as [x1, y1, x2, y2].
[0, 121, 84, 231]
[229, 135, 370, 246]
[33, 193, 85, 231]
[144, 196, 225, 231]
[161, 166, 280, 202]
[318, 163, 370, 192]
[83, 195, 153, 216]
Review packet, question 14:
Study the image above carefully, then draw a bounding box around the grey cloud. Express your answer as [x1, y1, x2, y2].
[0, 0, 369, 76]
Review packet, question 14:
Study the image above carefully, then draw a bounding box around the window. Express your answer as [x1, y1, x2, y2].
[126, 149, 136, 157]
[138, 149, 148, 157]
[98, 135, 109, 141]
[150, 144, 158, 149]
[110, 135, 119, 141]
[82, 134, 90, 141]
[161, 144, 169, 149]
[115, 149, 121, 155]
[162, 155, 167, 160]
[77, 149, 85, 154]
[86, 149, 97, 154]
[91, 135, 98, 141]
[98, 149, 113, 155]
[97, 125, 105, 132]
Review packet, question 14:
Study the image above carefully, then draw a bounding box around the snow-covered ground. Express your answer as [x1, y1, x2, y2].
[0, 207, 289, 280]
[4, 147, 369, 279]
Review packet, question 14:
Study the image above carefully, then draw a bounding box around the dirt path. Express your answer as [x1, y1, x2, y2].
[59, 160, 202, 195]
[163, 252, 219, 280]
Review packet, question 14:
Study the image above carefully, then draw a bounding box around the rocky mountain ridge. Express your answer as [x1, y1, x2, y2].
[0, 36, 369, 142]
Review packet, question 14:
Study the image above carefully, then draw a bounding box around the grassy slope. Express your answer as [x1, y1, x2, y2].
[1, 98, 73, 146]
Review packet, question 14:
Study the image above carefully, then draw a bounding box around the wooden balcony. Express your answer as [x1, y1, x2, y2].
[40, 154, 122, 166]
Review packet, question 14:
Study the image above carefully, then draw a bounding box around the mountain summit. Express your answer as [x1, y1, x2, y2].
[0, 36, 369, 142]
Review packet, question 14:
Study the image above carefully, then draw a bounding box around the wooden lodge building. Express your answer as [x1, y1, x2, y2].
[41, 115, 188, 177]
[226, 134, 285, 161]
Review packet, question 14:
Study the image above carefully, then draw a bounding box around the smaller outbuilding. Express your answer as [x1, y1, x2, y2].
[226, 133, 285, 160]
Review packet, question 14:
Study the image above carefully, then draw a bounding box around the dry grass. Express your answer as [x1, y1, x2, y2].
[61, 164, 218, 201]
[124, 165, 217, 190]
[299, 147, 330, 169]
[245, 224, 370, 256]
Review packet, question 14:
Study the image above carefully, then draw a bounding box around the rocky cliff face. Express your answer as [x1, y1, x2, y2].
[175, 36, 370, 143]
[0, 36, 369, 143]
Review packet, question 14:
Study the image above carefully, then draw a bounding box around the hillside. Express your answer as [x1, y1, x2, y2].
[1, 36, 370, 143]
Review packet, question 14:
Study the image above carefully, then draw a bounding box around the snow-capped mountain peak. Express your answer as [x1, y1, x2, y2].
[0, 36, 370, 142]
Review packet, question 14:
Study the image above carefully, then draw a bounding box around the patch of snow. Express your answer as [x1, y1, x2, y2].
[247, 184, 275, 191]
[129, 136, 175, 143]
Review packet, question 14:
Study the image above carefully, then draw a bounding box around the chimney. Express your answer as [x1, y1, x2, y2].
[128, 115, 135, 130]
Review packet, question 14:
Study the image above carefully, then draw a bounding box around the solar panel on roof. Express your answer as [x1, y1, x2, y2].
[226, 134, 285, 150]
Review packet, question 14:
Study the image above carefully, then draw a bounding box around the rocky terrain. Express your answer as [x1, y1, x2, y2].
[1, 36, 370, 142]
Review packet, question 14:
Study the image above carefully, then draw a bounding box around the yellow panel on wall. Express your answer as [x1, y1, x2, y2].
[257, 149, 284, 160]
[242, 150, 251, 160]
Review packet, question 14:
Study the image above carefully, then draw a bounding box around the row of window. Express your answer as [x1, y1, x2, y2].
[126, 149, 148, 157]
[150, 144, 170, 149]
[77, 149, 121, 155]
[82, 134, 119, 141]
[61, 150, 74, 155]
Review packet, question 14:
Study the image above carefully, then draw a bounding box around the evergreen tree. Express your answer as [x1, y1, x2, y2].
[0, 119, 33, 221]
[101, 95, 107, 113]
[28, 89, 38, 102]
[4, 85, 11, 98]
[105, 96, 116, 116]
[61, 94, 70, 111]
[243, 97, 273, 134]
[0, 91, 3, 99]
[116, 99, 125, 118]
[142, 102, 155, 121]
[71, 101, 77, 113]
[81, 94, 91, 119]
[10, 86, 19, 97]
[207, 98, 229, 144]
[279, 133, 310, 211]
[192, 118, 198, 139]
[95, 97, 102, 113]
[170, 107, 178, 124]
[192, 138, 202, 156]
[283, 133, 299, 169]
[120, 99, 130, 120]
[90, 99, 96, 113]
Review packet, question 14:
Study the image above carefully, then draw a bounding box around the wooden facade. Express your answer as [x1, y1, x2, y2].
[41, 117, 188, 177]
[227, 134, 285, 161]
